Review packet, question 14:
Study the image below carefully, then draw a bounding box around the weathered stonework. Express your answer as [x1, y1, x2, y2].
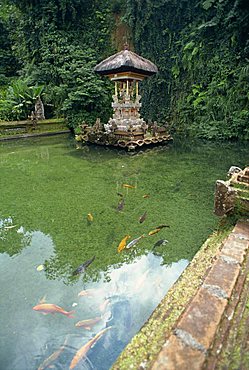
[214, 167, 249, 216]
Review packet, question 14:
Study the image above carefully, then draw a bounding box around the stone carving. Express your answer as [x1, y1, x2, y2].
[34, 96, 45, 120]
[227, 166, 242, 177]
[214, 166, 249, 216]
[92, 118, 103, 133]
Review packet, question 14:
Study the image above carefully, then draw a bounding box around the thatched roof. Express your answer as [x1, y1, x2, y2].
[94, 49, 158, 76]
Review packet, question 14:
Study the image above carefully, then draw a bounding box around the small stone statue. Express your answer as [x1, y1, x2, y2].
[152, 121, 158, 136]
[110, 121, 118, 132]
[227, 166, 242, 177]
[30, 111, 37, 126]
[35, 96, 45, 120]
[93, 118, 103, 133]
[141, 121, 148, 134]
[127, 124, 136, 133]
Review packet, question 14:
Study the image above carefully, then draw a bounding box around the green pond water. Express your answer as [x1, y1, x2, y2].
[0, 135, 247, 370]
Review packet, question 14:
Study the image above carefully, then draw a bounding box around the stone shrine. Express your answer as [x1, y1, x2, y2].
[75, 45, 172, 150]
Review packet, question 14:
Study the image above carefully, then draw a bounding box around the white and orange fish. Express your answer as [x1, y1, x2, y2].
[33, 303, 74, 318]
[75, 317, 101, 330]
[69, 327, 111, 369]
[125, 235, 144, 250]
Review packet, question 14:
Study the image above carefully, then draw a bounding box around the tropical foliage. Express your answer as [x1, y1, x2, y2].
[0, 0, 248, 139]
[0, 79, 44, 121]
[125, 0, 249, 139]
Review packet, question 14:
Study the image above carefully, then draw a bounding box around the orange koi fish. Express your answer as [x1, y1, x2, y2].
[69, 327, 111, 369]
[134, 269, 151, 292]
[122, 184, 136, 189]
[117, 235, 130, 253]
[33, 303, 75, 318]
[38, 335, 69, 370]
[99, 298, 110, 313]
[78, 288, 96, 297]
[87, 213, 93, 222]
[75, 317, 101, 330]
[148, 228, 161, 236]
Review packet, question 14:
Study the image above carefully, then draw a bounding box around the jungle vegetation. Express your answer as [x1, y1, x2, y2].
[0, 0, 248, 140]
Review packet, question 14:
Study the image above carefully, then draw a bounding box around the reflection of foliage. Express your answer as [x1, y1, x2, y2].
[0, 217, 32, 256]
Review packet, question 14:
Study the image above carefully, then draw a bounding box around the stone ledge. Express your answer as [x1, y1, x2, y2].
[150, 220, 249, 370]
[176, 287, 227, 350]
[112, 229, 232, 370]
[151, 334, 206, 370]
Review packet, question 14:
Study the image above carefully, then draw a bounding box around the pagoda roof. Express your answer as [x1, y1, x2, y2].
[94, 49, 158, 77]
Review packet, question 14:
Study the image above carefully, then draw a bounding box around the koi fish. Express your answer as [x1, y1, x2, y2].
[36, 264, 44, 272]
[69, 327, 111, 369]
[99, 298, 110, 313]
[126, 235, 145, 249]
[87, 213, 93, 222]
[134, 269, 150, 293]
[78, 288, 97, 297]
[148, 228, 161, 236]
[75, 317, 101, 330]
[72, 256, 95, 275]
[139, 211, 147, 223]
[122, 184, 136, 189]
[33, 303, 74, 318]
[4, 225, 17, 229]
[38, 295, 47, 304]
[117, 198, 125, 211]
[38, 335, 69, 370]
[117, 235, 130, 253]
[152, 239, 168, 250]
[155, 224, 170, 229]
[143, 194, 150, 198]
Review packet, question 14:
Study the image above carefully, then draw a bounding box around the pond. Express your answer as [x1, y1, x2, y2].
[0, 135, 247, 370]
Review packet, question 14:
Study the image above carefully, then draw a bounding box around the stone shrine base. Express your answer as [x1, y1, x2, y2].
[75, 126, 173, 151]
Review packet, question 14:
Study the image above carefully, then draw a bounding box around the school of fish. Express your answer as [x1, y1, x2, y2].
[33, 181, 170, 369]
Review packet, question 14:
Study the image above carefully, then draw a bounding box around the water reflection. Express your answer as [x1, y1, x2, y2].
[0, 217, 32, 256]
[0, 228, 188, 370]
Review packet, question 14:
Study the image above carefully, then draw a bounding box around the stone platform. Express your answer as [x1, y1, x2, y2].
[75, 120, 173, 150]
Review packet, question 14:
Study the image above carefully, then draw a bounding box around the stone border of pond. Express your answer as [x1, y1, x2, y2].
[112, 219, 249, 370]
[0, 130, 71, 141]
[0, 118, 70, 141]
